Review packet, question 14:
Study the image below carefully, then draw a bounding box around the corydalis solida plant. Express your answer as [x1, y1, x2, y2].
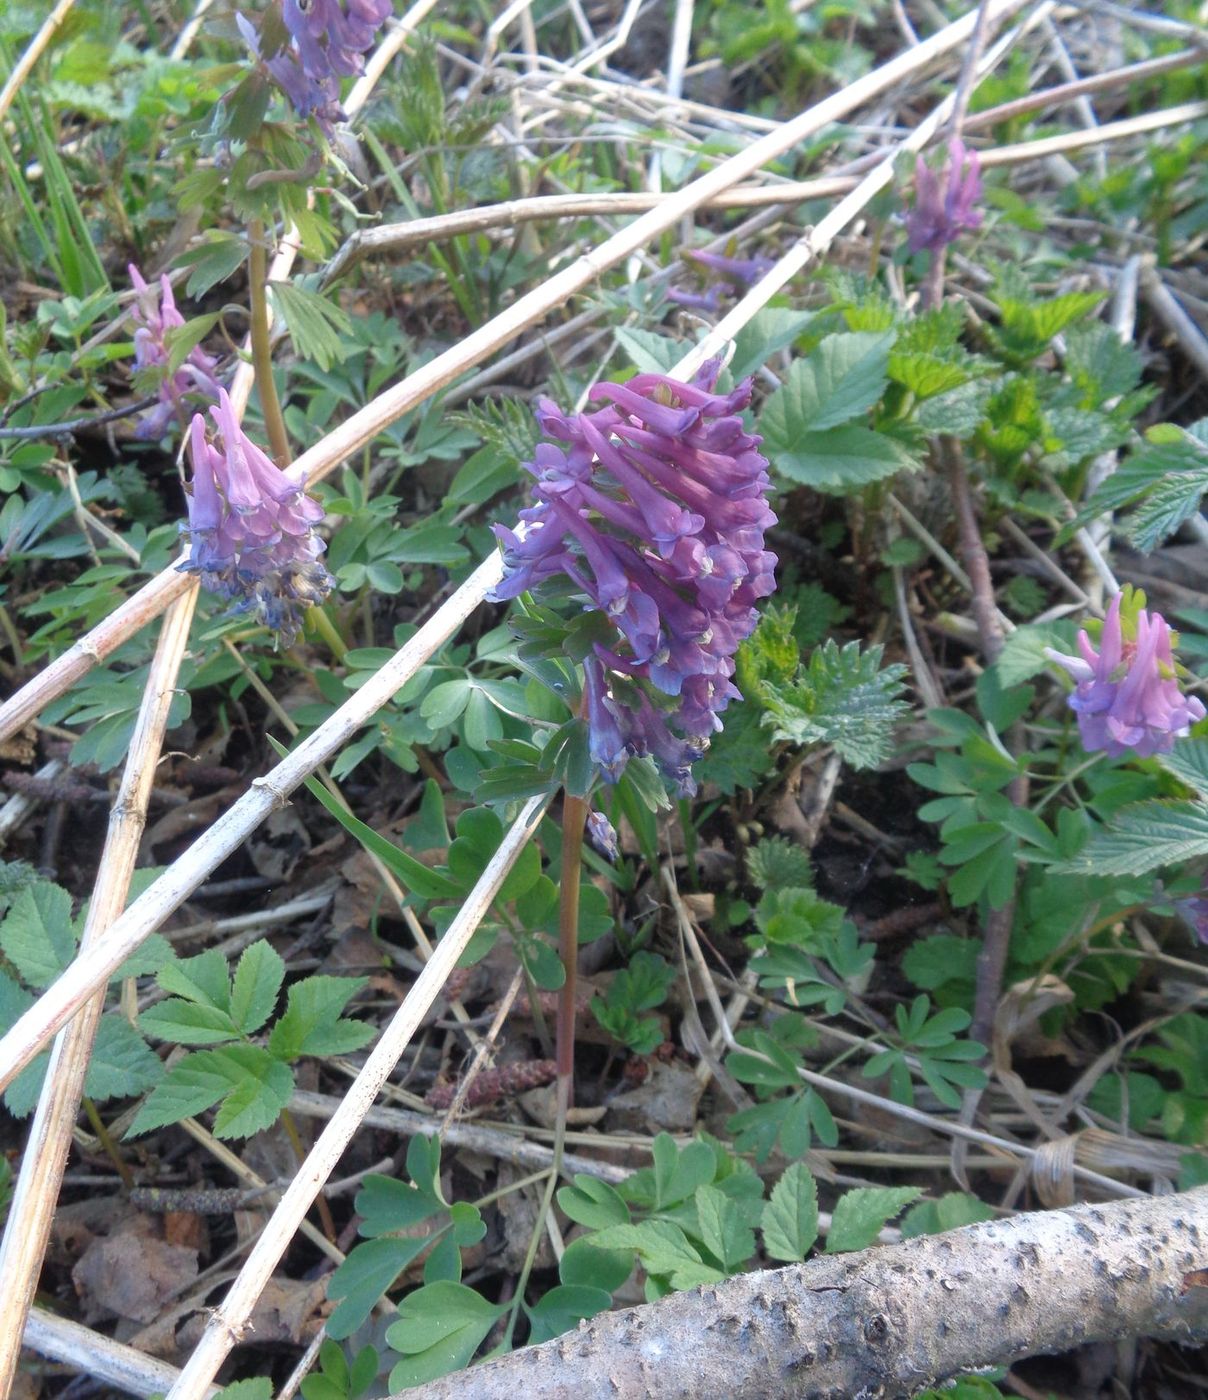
[490, 360, 778, 797]
[1048, 592, 1206, 759]
[181, 388, 334, 645]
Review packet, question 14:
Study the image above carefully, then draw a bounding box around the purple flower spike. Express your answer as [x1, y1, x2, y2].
[1047, 593, 1206, 758]
[906, 138, 983, 254]
[239, 0, 393, 133]
[127, 265, 224, 440]
[490, 359, 777, 795]
[180, 388, 334, 646]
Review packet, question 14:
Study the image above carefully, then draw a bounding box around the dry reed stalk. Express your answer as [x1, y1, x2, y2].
[0, 0, 1023, 747]
[23, 1307, 210, 1400]
[0, 592, 198, 1394]
[0, 0, 77, 124]
[163, 795, 547, 1400]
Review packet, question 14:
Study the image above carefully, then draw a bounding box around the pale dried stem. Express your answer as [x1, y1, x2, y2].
[0, 0, 76, 124]
[0, 0, 1027, 747]
[0, 759, 64, 846]
[0, 590, 197, 1396]
[23, 1306, 211, 1400]
[164, 796, 547, 1400]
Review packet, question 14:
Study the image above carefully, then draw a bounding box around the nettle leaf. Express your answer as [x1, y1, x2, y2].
[763, 1161, 819, 1262]
[760, 639, 910, 769]
[269, 280, 353, 372]
[267, 975, 373, 1060]
[899, 1192, 994, 1238]
[729, 306, 815, 381]
[386, 1282, 506, 1390]
[824, 1186, 921, 1253]
[1055, 800, 1208, 877]
[589, 1221, 724, 1291]
[768, 424, 916, 493]
[127, 1045, 294, 1139]
[1158, 739, 1208, 800]
[0, 880, 76, 988]
[614, 326, 683, 374]
[764, 330, 895, 433]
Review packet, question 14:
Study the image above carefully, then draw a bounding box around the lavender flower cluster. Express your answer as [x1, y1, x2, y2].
[490, 360, 777, 797]
[181, 388, 334, 644]
[239, 0, 393, 132]
[906, 137, 982, 255]
[128, 265, 224, 441]
[1048, 593, 1206, 759]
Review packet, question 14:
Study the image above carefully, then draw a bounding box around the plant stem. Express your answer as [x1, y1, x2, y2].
[248, 218, 291, 468]
[82, 1097, 134, 1190]
[555, 792, 588, 1146]
[307, 604, 349, 662]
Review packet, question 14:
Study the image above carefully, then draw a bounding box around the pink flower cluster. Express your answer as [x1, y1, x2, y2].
[906, 138, 983, 255]
[181, 388, 333, 645]
[128, 265, 223, 440]
[1048, 594, 1205, 759]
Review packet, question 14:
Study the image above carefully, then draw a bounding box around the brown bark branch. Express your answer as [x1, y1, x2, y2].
[405, 1189, 1208, 1399]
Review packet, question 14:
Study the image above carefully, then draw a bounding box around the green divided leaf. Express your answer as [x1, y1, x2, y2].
[523, 1284, 613, 1345]
[824, 1185, 921, 1253]
[767, 425, 915, 493]
[762, 1162, 819, 1262]
[269, 279, 354, 372]
[695, 1183, 755, 1273]
[386, 1282, 505, 1391]
[326, 1235, 435, 1340]
[762, 331, 894, 434]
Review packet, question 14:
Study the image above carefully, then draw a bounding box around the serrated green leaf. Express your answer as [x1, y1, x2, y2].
[768, 424, 915, 492]
[174, 233, 247, 299]
[1157, 739, 1208, 800]
[763, 1162, 819, 1262]
[230, 940, 285, 1035]
[761, 331, 894, 436]
[140, 999, 239, 1045]
[157, 947, 232, 1013]
[267, 974, 372, 1060]
[695, 1183, 754, 1273]
[127, 1045, 292, 1139]
[1054, 799, 1208, 877]
[0, 881, 76, 987]
[83, 1015, 164, 1102]
[824, 1185, 921, 1253]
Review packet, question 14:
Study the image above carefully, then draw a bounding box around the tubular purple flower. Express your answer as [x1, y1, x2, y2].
[1047, 593, 1206, 758]
[179, 389, 333, 646]
[906, 137, 983, 255]
[489, 358, 777, 794]
[585, 807, 620, 862]
[127, 265, 224, 440]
